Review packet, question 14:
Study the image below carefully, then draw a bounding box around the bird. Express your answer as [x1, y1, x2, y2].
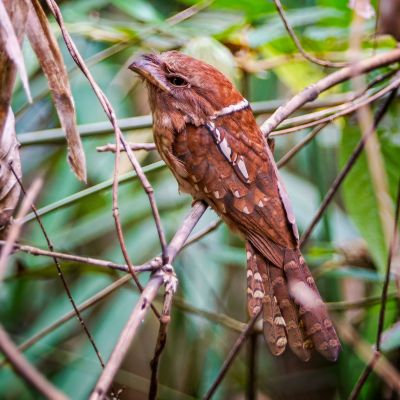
[129, 51, 340, 362]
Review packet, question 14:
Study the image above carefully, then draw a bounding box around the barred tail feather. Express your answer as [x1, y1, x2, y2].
[246, 242, 340, 362]
[284, 249, 340, 361]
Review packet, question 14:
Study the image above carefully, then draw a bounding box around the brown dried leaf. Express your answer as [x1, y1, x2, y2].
[26, 0, 87, 182]
[0, 0, 31, 104]
[0, 108, 21, 230]
[0, 0, 30, 135]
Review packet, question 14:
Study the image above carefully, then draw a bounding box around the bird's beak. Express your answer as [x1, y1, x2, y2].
[128, 56, 171, 93]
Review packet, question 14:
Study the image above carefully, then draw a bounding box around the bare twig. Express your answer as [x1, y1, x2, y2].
[45, 0, 168, 264]
[273, 0, 349, 68]
[334, 316, 400, 396]
[270, 76, 400, 136]
[203, 310, 261, 400]
[9, 165, 106, 368]
[0, 325, 67, 400]
[300, 87, 398, 245]
[89, 203, 207, 399]
[261, 47, 400, 136]
[0, 241, 160, 274]
[18, 94, 355, 146]
[246, 332, 258, 400]
[149, 282, 174, 400]
[89, 273, 165, 400]
[276, 123, 329, 168]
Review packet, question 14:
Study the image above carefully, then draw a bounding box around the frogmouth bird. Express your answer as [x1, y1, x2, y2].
[129, 51, 340, 361]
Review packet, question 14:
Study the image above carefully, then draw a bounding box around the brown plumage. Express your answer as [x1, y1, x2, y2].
[129, 51, 340, 361]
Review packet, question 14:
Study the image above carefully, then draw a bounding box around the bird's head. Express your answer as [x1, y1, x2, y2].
[129, 51, 243, 127]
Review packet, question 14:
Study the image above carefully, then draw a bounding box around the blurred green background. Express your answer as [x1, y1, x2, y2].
[1, 0, 400, 399]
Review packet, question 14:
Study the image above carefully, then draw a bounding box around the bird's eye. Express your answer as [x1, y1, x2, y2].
[168, 75, 188, 87]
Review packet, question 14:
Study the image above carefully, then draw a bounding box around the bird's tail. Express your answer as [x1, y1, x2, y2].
[246, 241, 340, 361]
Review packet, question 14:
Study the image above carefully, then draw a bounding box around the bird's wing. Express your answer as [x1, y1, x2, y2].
[172, 108, 299, 267]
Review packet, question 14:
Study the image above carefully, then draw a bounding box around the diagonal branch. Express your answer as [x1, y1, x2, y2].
[9, 165, 106, 369]
[261, 47, 400, 136]
[300, 86, 399, 246]
[44, 0, 168, 268]
[349, 178, 400, 400]
[202, 311, 261, 400]
[0, 324, 67, 400]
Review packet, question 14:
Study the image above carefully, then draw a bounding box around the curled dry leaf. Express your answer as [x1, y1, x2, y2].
[0, 109, 21, 230]
[0, 0, 30, 134]
[27, 0, 87, 182]
[0, 0, 28, 230]
[0, 0, 31, 103]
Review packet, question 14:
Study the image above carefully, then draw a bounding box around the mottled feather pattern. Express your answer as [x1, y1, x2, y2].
[130, 50, 340, 362]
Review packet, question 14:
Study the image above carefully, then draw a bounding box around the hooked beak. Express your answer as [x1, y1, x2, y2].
[128, 55, 171, 93]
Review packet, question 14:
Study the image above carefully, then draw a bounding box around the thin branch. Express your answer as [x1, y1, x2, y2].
[89, 273, 165, 400]
[349, 179, 400, 400]
[22, 161, 165, 224]
[45, 0, 168, 262]
[149, 282, 174, 400]
[18, 94, 354, 146]
[9, 165, 106, 368]
[246, 332, 257, 400]
[349, 351, 380, 400]
[0, 241, 158, 273]
[300, 87, 398, 246]
[334, 316, 400, 396]
[273, 0, 349, 68]
[0, 325, 67, 400]
[261, 47, 400, 136]
[276, 123, 328, 168]
[89, 203, 207, 399]
[202, 311, 261, 400]
[270, 76, 400, 136]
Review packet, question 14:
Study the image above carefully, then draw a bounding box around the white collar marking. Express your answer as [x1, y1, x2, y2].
[210, 98, 249, 120]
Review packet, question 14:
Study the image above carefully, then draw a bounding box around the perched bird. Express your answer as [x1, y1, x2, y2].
[129, 51, 340, 361]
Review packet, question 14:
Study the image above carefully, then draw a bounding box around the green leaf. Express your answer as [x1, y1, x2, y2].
[110, 0, 161, 22]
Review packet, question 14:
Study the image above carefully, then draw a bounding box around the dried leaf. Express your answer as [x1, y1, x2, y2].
[26, 0, 87, 182]
[0, 0, 30, 134]
[0, 108, 21, 229]
[348, 0, 375, 19]
[0, 0, 31, 103]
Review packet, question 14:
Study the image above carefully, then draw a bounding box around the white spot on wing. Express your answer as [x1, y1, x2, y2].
[237, 157, 250, 182]
[254, 272, 262, 282]
[243, 206, 250, 214]
[219, 138, 232, 159]
[215, 128, 222, 143]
